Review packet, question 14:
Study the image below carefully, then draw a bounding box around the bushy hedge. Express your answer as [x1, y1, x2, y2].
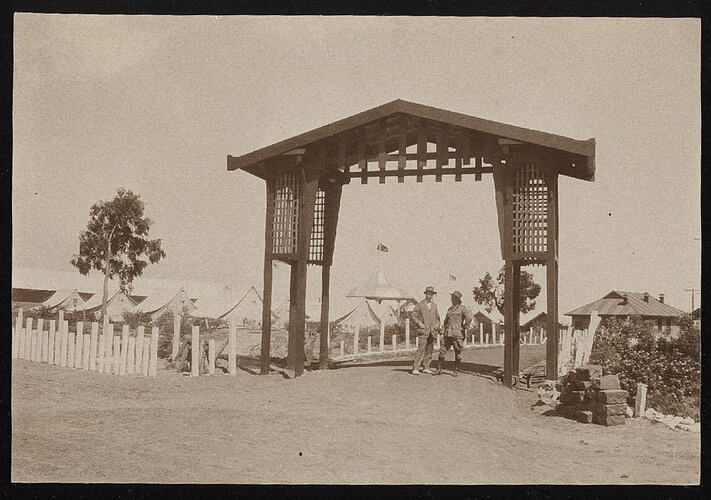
[589, 316, 700, 420]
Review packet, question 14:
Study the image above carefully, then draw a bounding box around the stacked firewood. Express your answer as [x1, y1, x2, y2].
[558, 365, 628, 426]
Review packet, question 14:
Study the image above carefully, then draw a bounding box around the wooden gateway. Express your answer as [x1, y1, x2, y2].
[227, 99, 596, 385]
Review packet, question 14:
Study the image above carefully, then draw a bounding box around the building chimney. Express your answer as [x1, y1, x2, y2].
[643, 292, 650, 303]
[659, 293, 665, 304]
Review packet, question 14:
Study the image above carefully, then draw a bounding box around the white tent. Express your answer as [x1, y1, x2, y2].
[333, 298, 400, 332]
[34, 288, 89, 312]
[77, 290, 142, 322]
[128, 287, 196, 321]
[220, 286, 279, 326]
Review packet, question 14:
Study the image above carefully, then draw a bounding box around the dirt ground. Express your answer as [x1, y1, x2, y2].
[12, 343, 699, 484]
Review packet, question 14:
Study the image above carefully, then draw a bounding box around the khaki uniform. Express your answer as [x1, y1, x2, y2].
[438, 303, 473, 362]
[411, 299, 440, 370]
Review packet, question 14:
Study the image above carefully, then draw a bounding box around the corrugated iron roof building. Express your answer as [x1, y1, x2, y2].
[565, 291, 686, 332]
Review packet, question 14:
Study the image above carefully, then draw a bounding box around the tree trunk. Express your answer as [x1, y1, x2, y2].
[101, 232, 113, 331]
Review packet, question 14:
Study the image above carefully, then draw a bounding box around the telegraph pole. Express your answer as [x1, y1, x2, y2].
[684, 288, 700, 312]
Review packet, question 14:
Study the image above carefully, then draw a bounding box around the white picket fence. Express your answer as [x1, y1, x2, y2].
[558, 311, 601, 375]
[11, 309, 159, 377]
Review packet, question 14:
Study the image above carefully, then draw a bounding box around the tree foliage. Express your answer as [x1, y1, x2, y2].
[71, 188, 165, 321]
[471, 266, 541, 316]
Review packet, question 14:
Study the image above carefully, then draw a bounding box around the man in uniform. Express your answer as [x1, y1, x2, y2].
[435, 290, 474, 377]
[410, 285, 440, 375]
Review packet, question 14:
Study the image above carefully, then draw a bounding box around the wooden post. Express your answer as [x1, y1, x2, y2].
[112, 335, 121, 374]
[228, 316, 237, 376]
[415, 336, 419, 349]
[503, 260, 515, 387]
[67, 331, 75, 368]
[149, 326, 159, 377]
[529, 326, 534, 345]
[405, 318, 410, 349]
[319, 265, 331, 370]
[41, 329, 49, 363]
[35, 319, 44, 361]
[260, 177, 275, 375]
[59, 321, 68, 367]
[512, 262, 521, 376]
[58, 309, 64, 325]
[634, 382, 648, 417]
[12, 325, 20, 359]
[120, 325, 130, 375]
[353, 329, 359, 355]
[104, 323, 114, 374]
[24, 317, 33, 360]
[172, 312, 181, 361]
[379, 320, 385, 351]
[82, 333, 90, 370]
[546, 173, 559, 380]
[16, 324, 24, 360]
[392, 334, 397, 350]
[479, 322, 484, 344]
[492, 323, 497, 344]
[141, 336, 150, 376]
[89, 322, 98, 371]
[135, 326, 144, 373]
[15, 308, 23, 356]
[97, 334, 105, 373]
[486, 333, 490, 344]
[367, 336, 372, 352]
[127, 336, 136, 374]
[339, 340, 344, 357]
[191, 325, 199, 377]
[75, 322, 84, 368]
[208, 339, 216, 375]
[287, 263, 298, 371]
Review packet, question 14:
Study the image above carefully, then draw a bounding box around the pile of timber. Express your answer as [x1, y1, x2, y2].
[558, 366, 629, 426]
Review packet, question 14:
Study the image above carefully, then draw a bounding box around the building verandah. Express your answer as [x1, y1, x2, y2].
[227, 99, 596, 385]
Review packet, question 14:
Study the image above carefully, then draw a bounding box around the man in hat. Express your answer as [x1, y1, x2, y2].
[410, 286, 440, 375]
[435, 290, 474, 377]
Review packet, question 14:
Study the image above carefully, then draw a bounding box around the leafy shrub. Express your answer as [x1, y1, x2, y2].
[589, 316, 700, 420]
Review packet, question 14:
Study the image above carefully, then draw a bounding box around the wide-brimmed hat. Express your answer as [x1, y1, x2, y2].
[450, 290, 463, 301]
[424, 286, 437, 295]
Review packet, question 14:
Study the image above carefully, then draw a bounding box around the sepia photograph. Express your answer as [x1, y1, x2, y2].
[11, 14, 701, 484]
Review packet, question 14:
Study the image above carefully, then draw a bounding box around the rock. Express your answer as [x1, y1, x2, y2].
[677, 422, 700, 433]
[537, 381, 560, 406]
[679, 417, 695, 425]
[661, 415, 682, 430]
[593, 414, 626, 426]
[577, 410, 593, 423]
[595, 403, 627, 417]
[592, 374, 621, 390]
[626, 405, 634, 418]
[598, 389, 628, 404]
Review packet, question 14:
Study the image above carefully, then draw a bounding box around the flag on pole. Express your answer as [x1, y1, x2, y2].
[377, 243, 389, 253]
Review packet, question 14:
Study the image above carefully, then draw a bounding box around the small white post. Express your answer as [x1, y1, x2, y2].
[120, 325, 130, 375]
[405, 318, 411, 349]
[485, 333, 490, 345]
[379, 321, 385, 351]
[501, 333, 505, 344]
[634, 383, 648, 418]
[48, 320, 56, 365]
[24, 317, 33, 360]
[58, 309, 64, 325]
[135, 326, 145, 373]
[74, 322, 84, 368]
[353, 329, 359, 355]
[392, 334, 397, 350]
[59, 321, 68, 367]
[127, 336, 136, 374]
[149, 326, 159, 377]
[529, 326, 534, 345]
[41, 329, 49, 363]
[172, 313, 181, 361]
[112, 335, 121, 374]
[492, 323, 498, 344]
[415, 336, 419, 349]
[12, 325, 20, 359]
[191, 325, 199, 377]
[228, 316, 237, 376]
[67, 331, 76, 368]
[339, 340, 344, 358]
[367, 336, 372, 352]
[208, 338, 216, 375]
[15, 308, 24, 347]
[81, 333, 91, 370]
[479, 322, 484, 345]
[17, 326, 25, 361]
[35, 319, 44, 361]
[97, 334, 106, 372]
[141, 336, 150, 376]
[435, 334, 441, 350]
[104, 323, 115, 374]
[89, 322, 98, 371]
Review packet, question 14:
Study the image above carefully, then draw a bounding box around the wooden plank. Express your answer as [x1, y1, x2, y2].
[112, 335, 121, 374]
[41, 330, 49, 363]
[67, 331, 75, 368]
[546, 173, 559, 380]
[127, 335, 136, 374]
[97, 334, 105, 372]
[347, 166, 492, 179]
[120, 324, 130, 375]
[59, 321, 68, 367]
[416, 128, 426, 182]
[23, 317, 33, 360]
[12, 326, 19, 359]
[104, 323, 114, 373]
[503, 260, 514, 387]
[135, 326, 144, 373]
[512, 262, 521, 376]
[141, 336, 150, 376]
[89, 322, 98, 371]
[149, 327, 159, 377]
[74, 322, 84, 368]
[320, 265, 331, 370]
[82, 333, 91, 370]
[260, 177, 275, 375]
[191, 325, 200, 376]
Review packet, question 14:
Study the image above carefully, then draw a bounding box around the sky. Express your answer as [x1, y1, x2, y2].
[12, 15, 701, 320]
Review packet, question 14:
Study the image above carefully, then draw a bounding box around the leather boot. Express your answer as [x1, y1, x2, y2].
[434, 356, 444, 375]
[452, 359, 459, 377]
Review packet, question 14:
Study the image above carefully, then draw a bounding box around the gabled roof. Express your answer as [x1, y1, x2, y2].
[227, 99, 596, 180]
[474, 309, 504, 324]
[79, 290, 140, 313]
[519, 311, 566, 330]
[12, 288, 56, 304]
[565, 291, 686, 318]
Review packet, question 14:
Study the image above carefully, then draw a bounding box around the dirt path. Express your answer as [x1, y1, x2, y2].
[11, 345, 699, 484]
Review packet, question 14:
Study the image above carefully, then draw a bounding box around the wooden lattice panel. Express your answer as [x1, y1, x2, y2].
[272, 172, 300, 255]
[512, 164, 548, 255]
[308, 188, 326, 263]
